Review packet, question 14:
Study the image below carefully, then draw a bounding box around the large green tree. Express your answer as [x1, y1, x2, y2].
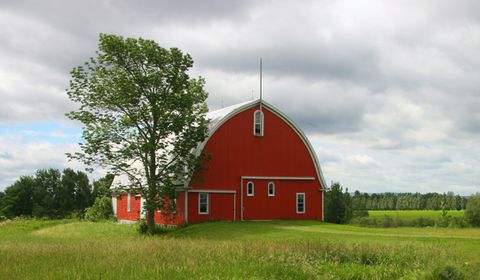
[66, 34, 209, 233]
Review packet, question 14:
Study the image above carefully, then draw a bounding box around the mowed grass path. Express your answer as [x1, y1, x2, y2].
[0, 220, 479, 279]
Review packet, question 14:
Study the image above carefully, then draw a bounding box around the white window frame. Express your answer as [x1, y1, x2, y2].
[253, 110, 264, 136]
[127, 192, 131, 212]
[268, 182, 275, 197]
[198, 193, 209, 215]
[296, 193, 306, 214]
[247, 181, 254, 196]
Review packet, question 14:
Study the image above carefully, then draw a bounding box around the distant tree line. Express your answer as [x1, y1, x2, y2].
[0, 168, 113, 219]
[351, 191, 468, 211]
[324, 182, 479, 227]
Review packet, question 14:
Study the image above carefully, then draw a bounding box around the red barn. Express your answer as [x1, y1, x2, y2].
[112, 99, 327, 225]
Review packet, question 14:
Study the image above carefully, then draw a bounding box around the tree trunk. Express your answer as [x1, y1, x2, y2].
[146, 193, 156, 234]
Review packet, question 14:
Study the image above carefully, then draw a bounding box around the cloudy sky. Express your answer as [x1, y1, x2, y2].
[0, 0, 479, 194]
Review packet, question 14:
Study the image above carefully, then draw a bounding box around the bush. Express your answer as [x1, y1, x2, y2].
[448, 216, 468, 228]
[352, 209, 369, 218]
[436, 214, 452, 228]
[137, 219, 169, 235]
[465, 193, 480, 227]
[412, 217, 435, 227]
[84, 196, 112, 222]
[137, 219, 148, 234]
[350, 216, 377, 227]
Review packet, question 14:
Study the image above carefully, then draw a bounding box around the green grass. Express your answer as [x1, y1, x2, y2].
[0, 219, 479, 279]
[369, 210, 465, 220]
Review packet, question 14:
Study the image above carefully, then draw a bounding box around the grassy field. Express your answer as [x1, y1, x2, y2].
[0, 219, 479, 279]
[368, 210, 465, 220]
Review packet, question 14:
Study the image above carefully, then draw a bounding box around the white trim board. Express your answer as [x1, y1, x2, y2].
[241, 176, 315, 181]
[188, 189, 237, 194]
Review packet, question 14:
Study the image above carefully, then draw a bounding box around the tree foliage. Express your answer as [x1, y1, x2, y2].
[66, 34, 209, 233]
[0, 169, 101, 219]
[350, 191, 468, 211]
[325, 182, 352, 224]
[465, 193, 480, 227]
[85, 196, 113, 222]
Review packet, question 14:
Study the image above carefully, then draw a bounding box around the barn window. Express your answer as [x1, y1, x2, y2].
[199, 193, 209, 214]
[268, 182, 275, 197]
[253, 110, 264, 136]
[247, 181, 254, 196]
[127, 192, 131, 212]
[296, 193, 305, 214]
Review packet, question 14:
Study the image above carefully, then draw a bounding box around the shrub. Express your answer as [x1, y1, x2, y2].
[448, 216, 468, 228]
[350, 216, 376, 227]
[465, 193, 480, 227]
[412, 217, 435, 227]
[352, 209, 369, 218]
[84, 196, 112, 222]
[137, 219, 169, 235]
[381, 215, 394, 227]
[436, 214, 452, 228]
[137, 219, 148, 234]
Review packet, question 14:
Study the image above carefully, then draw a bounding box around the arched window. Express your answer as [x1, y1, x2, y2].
[247, 181, 254, 196]
[268, 182, 275, 197]
[253, 110, 264, 136]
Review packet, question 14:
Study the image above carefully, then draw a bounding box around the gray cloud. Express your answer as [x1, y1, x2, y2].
[0, 0, 479, 193]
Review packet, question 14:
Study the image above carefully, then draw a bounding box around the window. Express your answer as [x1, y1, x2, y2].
[253, 110, 264, 136]
[199, 193, 209, 214]
[127, 192, 131, 212]
[268, 182, 275, 197]
[296, 193, 305, 214]
[156, 198, 162, 212]
[247, 181, 254, 196]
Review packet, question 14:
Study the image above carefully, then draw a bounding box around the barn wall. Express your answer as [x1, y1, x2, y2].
[116, 192, 186, 225]
[154, 192, 186, 226]
[242, 179, 321, 220]
[187, 192, 236, 223]
[116, 193, 141, 221]
[189, 105, 323, 223]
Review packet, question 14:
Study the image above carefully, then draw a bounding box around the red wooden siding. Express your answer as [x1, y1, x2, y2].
[187, 192, 236, 223]
[116, 192, 185, 225]
[189, 104, 323, 223]
[116, 194, 141, 221]
[242, 179, 321, 220]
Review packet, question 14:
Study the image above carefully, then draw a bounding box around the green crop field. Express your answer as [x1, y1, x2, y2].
[368, 210, 465, 220]
[0, 219, 479, 279]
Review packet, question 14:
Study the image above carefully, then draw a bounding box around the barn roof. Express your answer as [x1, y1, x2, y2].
[112, 99, 327, 190]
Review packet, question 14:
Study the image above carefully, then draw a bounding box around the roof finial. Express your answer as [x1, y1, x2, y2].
[259, 57, 263, 112]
